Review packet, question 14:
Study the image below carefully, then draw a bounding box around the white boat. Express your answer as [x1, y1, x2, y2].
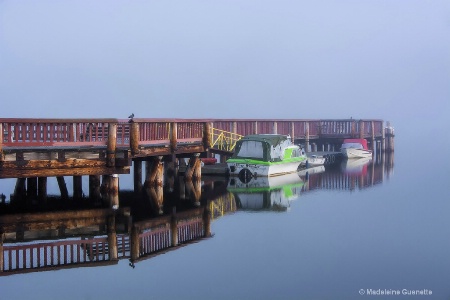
[307, 155, 326, 166]
[227, 172, 304, 211]
[227, 134, 307, 178]
[340, 138, 373, 159]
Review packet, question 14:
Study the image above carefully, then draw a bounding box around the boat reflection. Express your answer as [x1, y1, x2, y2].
[227, 173, 304, 211]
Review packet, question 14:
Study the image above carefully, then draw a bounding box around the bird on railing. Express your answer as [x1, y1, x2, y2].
[128, 113, 134, 123]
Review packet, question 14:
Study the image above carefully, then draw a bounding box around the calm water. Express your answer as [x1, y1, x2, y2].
[1, 132, 450, 300]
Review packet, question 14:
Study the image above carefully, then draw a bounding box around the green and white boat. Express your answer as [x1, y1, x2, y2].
[227, 134, 307, 178]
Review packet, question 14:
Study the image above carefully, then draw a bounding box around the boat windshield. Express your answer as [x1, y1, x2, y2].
[341, 142, 364, 149]
[235, 141, 264, 159]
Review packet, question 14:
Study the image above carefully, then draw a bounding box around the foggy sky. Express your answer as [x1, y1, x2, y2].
[1, 0, 449, 132]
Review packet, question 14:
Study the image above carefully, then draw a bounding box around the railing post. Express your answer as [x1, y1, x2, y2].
[359, 120, 364, 139]
[290, 122, 295, 143]
[305, 122, 310, 152]
[371, 121, 375, 151]
[170, 122, 178, 152]
[130, 122, 140, 155]
[107, 123, 117, 167]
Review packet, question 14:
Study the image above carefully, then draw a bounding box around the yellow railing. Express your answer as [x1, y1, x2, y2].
[210, 193, 237, 220]
[210, 128, 243, 152]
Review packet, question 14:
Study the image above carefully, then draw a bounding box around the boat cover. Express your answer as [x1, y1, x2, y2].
[233, 134, 292, 162]
[342, 138, 368, 150]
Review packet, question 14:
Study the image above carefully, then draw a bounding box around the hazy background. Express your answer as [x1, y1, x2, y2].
[1, 1, 449, 133]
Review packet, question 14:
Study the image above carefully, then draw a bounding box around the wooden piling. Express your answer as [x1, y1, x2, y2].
[89, 175, 101, 201]
[106, 123, 117, 167]
[0, 232, 4, 272]
[73, 175, 83, 199]
[38, 177, 47, 203]
[134, 160, 143, 194]
[130, 122, 140, 155]
[305, 122, 310, 152]
[27, 177, 38, 200]
[203, 205, 211, 237]
[57, 176, 69, 200]
[171, 207, 178, 246]
[130, 226, 140, 261]
[273, 121, 278, 134]
[203, 122, 212, 149]
[147, 156, 163, 186]
[254, 121, 258, 134]
[107, 216, 118, 260]
[185, 155, 201, 182]
[107, 174, 119, 209]
[371, 121, 375, 151]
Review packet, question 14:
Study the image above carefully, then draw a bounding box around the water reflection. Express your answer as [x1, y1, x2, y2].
[228, 173, 304, 211]
[0, 153, 394, 276]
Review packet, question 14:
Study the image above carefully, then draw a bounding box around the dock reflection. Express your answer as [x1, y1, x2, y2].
[0, 153, 394, 276]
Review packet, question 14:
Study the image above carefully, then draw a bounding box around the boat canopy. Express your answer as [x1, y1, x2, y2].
[342, 138, 368, 150]
[232, 134, 293, 162]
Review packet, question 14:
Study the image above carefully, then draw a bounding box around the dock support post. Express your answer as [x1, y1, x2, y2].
[134, 160, 143, 195]
[371, 121, 375, 151]
[146, 156, 163, 186]
[27, 177, 38, 201]
[185, 154, 201, 182]
[305, 122, 310, 152]
[254, 121, 258, 134]
[130, 122, 140, 155]
[0, 231, 4, 272]
[89, 175, 101, 201]
[203, 204, 211, 237]
[171, 207, 178, 246]
[38, 177, 47, 203]
[0, 123, 3, 162]
[381, 122, 386, 152]
[107, 215, 118, 260]
[73, 175, 82, 200]
[130, 226, 140, 262]
[232, 122, 237, 135]
[107, 123, 117, 167]
[273, 121, 278, 134]
[57, 176, 69, 200]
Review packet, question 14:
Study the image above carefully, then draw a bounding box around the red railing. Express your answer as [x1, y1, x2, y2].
[1, 118, 385, 150]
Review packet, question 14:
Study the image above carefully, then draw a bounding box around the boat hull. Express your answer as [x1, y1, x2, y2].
[341, 148, 372, 159]
[227, 159, 305, 177]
